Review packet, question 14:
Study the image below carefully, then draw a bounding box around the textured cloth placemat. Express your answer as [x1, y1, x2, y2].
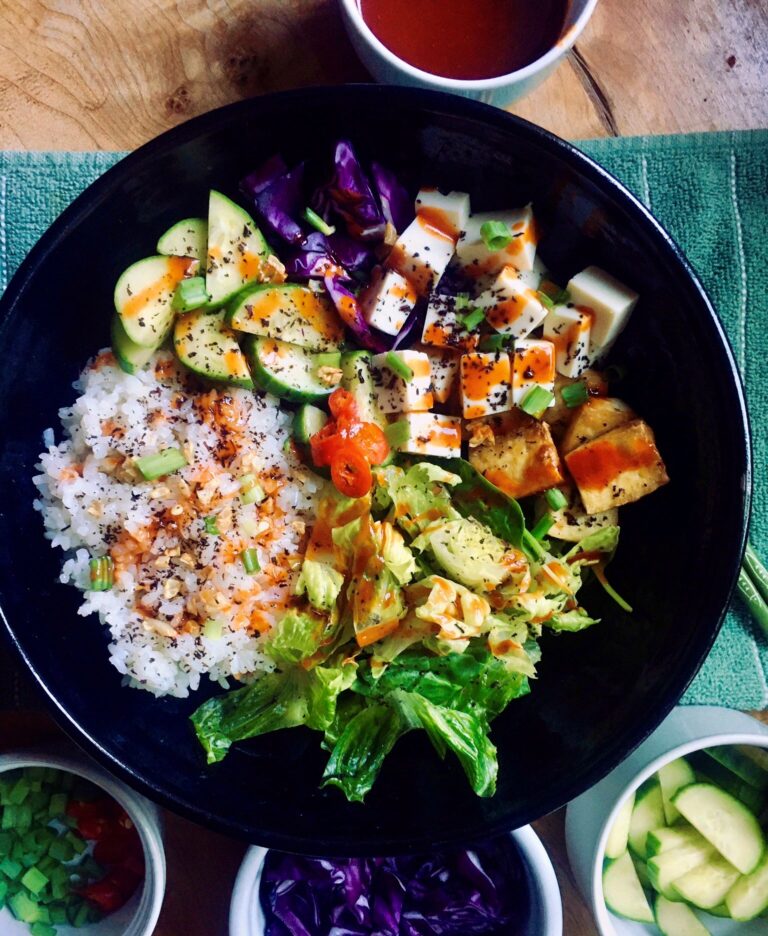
[1, 130, 767, 710]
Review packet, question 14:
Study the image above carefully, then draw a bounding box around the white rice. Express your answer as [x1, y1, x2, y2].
[33, 349, 324, 698]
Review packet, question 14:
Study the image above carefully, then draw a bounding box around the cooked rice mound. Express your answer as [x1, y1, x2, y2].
[33, 349, 324, 698]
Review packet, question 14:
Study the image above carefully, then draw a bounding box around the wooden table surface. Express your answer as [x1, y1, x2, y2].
[1, 1, 766, 933]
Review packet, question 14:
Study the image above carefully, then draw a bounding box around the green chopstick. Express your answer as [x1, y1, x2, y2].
[737, 542, 768, 637]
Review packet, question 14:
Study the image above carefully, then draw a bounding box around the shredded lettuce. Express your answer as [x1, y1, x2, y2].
[294, 558, 344, 613]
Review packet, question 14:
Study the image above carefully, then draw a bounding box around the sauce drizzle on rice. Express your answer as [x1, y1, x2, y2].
[32, 349, 324, 698]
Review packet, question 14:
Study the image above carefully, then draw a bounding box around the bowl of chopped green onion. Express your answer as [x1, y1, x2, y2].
[0, 751, 165, 936]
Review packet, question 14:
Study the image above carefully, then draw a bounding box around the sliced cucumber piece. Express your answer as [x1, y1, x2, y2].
[228, 283, 343, 352]
[157, 217, 207, 261]
[635, 857, 651, 889]
[648, 842, 715, 900]
[706, 903, 732, 918]
[602, 851, 654, 923]
[655, 895, 712, 936]
[659, 757, 697, 824]
[206, 190, 271, 306]
[174, 309, 253, 388]
[340, 351, 388, 430]
[673, 782, 766, 874]
[605, 792, 636, 860]
[115, 254, 196, 348]
[726, 852, 768, 921]
[672, 854, 741, 909]
[111, 314, 155, 374]
[245, 336, 341, 403]
[294, 404, 328, 444]
[648, 825, 709, 857]
[706, 746, 768, 793]
[629, 780, 667, 859]
[690, 750, 767, 815]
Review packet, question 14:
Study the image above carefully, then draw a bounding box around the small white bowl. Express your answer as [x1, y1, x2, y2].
[0, 749, 165, 936]
[229, 825, 563, 935]
[337, 0, 599, 107]
[565, 706, 768, 935]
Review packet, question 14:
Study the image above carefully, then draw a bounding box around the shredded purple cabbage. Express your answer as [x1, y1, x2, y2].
[260, 838, 529, 936]
[323, 274, 391, 353]
[317, 141, 386, 242]
[242, 160, 306, 245]
[240, 155, 290, 198]
[371, 161, 413, 234]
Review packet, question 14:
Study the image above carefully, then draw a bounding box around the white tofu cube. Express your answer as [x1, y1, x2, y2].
[360, 269, 416, 336]
[459, 352, 513, 419]
[421, 294, 479, 351]
[511, 339, 556, 407]
[396, 412, 462, 458]
[542, 305, 593, 378]
[371, 350, 433, 413]
[455, 204, 538, 276]
[386, 215, 457, 297]
[422, 346, 460, 404]
[414, 188, 471, 239]
[474, 265, 547, 338]
[566, 266, 639, 356]
[518, 253, 548, 290]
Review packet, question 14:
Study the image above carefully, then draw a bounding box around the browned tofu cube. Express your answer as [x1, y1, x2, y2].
[544, 370, 610, 443]
[468, 408, 564, 499]
[560, 397, 636, 454]
[565, 419, 669, 513]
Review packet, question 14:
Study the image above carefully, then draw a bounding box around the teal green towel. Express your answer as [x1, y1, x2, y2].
[0, 130, 766, 707]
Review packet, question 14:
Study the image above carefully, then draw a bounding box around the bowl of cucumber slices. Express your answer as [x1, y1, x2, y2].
[566, 706, 768, 934]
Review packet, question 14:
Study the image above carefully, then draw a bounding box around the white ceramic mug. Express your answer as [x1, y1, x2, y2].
[337, 0, 599, 107]
[565, 706, 768, 936]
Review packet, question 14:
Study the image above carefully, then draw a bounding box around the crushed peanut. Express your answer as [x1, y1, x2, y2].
[317, 366, 343, 387]
[467, 422, 496, 449]
[163, 578, 183, 600]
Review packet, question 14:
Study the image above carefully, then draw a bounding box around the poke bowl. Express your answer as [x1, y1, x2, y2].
[0, 86, 750, 853]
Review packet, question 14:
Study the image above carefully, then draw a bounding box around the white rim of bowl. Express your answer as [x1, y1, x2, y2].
[339, 0, 599, 90]
[591, 731, 768, 933]
[0, 751, 166, 936]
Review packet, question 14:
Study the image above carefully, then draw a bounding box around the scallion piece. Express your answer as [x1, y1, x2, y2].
[454, 292, 472, 311]
[531, 514, 555, 540]
[240, 547, 260, 574]
[552, 287, 571, 305]
[537, 291, 555, 311]
[479, 220, 513, 251]
[520, 385, 554, 419]
[460, 306, 486, 331]
[561, 381, 589, 408]
[521, 529, 547, 563]
[545, 488, 568, 511]
[203, 515, 219, 536]
[594, 564, 633, 613]
[303, 207, 335, 236]
[477, 334, 510, 352]
[203, 618, 223, 640]
[386, 351, 414, 382]
[20, 866, 48, 896]
[172, 276, 210, 312]
[135, 447, 187, 481]
[240, 474, 266, 505]
[88, 556, 113, 592]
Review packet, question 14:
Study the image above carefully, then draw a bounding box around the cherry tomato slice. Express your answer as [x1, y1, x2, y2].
[328, 388, 358, 421]
[309, 422, 341, 467]
[331, 443, 373, 497]
[79, 876, 126, 913]
[350, 422, 390, 466]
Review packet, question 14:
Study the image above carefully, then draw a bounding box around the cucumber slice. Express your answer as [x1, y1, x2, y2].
[605, 792, 636, 860]
[340, 351, 388, 431]
[689, 751, 767, 815]
[706, 903, 732, 918]
[245, 336, 341, 403]
[602, 851, 654, 923]
[157, 217, 207, 261]
[635, 856, 651, 889]
[648, 842, 715, 900]
[173, 309, 253, 388]
[673, 782, 766, 874]
[672, 854, 741, 909]
[655, 895, 712, 935]
[294, 404, 328, 444]
[629, 780, 667, 859]
[228, 283, 343, 352]
[726, 852, 768, 921]
[706, 746, 768, 793]
[115, 254, 196, 348]
[111, 314, 155, 374]
[648, 825, 709, 857]
[206, 190, 271, 306]
[658, 757, 697, 824]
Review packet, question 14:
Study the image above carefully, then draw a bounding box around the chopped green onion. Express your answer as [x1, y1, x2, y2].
[20, 866, 48, 896]
[531, 514, 555, 540]
[545, 488, 568, 511]
[460, 306, 486, 331]
[0, 856, 22, 879]
[172, 275, 210, 311]
[561, 381, 589, 408]
[135, 447, 187, 481]
[240, 548, 260, 574]
[537, 291, 555, 311]
[7, 777, 30, 806]
[551, 288, 571, 305]
[240, 474, 266, 505]
[454, 292, 472, 311]
[738, 566, 768, 638]
[303, 207, 335, 236]
[384, 420, 410, 450]
[594, 564, 633, 613]
[477, 333, 511, 353]
[520, 385, 555, 419]
[386, 351, 414, 382]
[203, 618, 223, 640]
[203, 515, 219, 536]
[88, 556, 114, 592]
[480, 220, 513, 251]
[521, 528, 547, 563]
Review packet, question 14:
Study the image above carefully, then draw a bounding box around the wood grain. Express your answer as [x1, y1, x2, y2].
[0, 0, 765, 150]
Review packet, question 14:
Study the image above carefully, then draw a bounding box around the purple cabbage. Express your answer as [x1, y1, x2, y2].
[323, 273, 391, 353]
[371, 161, 413, 234]
[317, 141, 386, 242]
[241, 158, 306, 245]
[260, 838, 529, 936]
[283, 232, 376, 280]
[240, 155, 289, 197]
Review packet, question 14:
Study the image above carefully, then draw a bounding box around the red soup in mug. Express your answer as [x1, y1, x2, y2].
[358, 0, 570, 80]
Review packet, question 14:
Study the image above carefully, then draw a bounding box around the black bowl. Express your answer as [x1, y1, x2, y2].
[0, 86, 750, 854]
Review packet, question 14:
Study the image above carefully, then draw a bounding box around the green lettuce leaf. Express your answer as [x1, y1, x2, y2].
[267, 609, 334, 665]
[294, 559, 344, 613]
[411, 516, 513, 591]
[546, 607, 600, 632]
[378, 463, 461, 537]
[565, 525, 620, 564]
